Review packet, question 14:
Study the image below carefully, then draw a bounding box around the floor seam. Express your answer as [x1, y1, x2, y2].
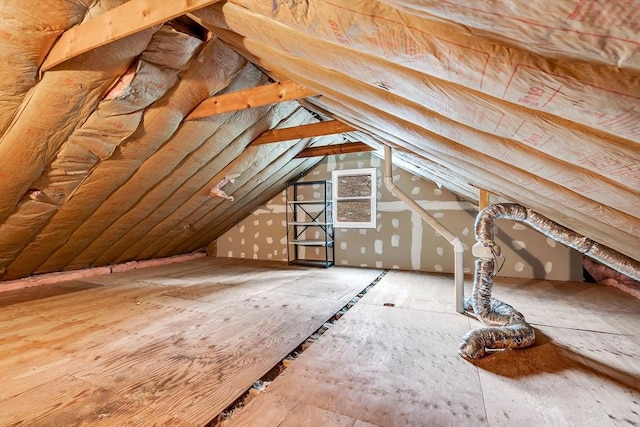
[207, 269, 389, 426]
[529, 322, 629, 336]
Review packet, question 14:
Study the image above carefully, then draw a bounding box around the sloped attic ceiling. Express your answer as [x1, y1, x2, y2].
[0, 0, 638, 282]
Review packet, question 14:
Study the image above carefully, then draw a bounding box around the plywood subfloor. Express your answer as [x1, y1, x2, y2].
[0, 257, 382, 426]
[223, 270, 640, 427]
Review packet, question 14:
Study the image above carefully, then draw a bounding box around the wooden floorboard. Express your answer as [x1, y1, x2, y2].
[223, 270, 640, 427]
[0, 258, 382, 426]
[1, 374, 190, 427]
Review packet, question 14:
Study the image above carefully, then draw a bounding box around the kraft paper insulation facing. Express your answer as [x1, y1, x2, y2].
[0, 0, 638, 281]
[0, 0, 92, 135]
[92, 101, 310, 266]
[36, 41, 247, 274]
[0, 25, 202, 271]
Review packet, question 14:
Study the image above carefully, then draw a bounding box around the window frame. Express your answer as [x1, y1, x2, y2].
[331, 168, 377, 229]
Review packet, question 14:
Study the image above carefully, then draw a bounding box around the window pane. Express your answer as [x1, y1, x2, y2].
[336, 200, 371, 223]
[332, 168, 376, 229]
[337, 175, 371, 197]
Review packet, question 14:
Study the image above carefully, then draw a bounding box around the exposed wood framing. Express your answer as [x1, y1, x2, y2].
[295, 142, 373, 158]
[186, 81, 317, 120]
[251, 120, 355, 145]
[41, 0, 223, 72]
[479, 189, 491, 210]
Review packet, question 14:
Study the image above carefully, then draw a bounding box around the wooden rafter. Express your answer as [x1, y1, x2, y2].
[41, 0, 223, 72]
[186, 80, 317, 120]
[251, 120, 355, 146]
[295, 142, 373, 158]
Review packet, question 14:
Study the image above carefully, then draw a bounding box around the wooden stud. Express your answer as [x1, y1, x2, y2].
[479, 189, 491, 210]
[186, 81, 317, 120]
[295, 142, 373, 158]
[41, 0, 223, 72]
[251, 120, 355, 145]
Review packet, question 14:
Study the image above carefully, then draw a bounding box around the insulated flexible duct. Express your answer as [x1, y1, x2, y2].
[459, 203, 640, 360]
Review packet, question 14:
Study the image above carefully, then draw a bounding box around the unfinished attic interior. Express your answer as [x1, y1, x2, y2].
[1, 0, 639, 425]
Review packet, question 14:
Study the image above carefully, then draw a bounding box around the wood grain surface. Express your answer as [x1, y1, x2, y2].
[223, 270, 640, 427]
[0, 257, 381, 426]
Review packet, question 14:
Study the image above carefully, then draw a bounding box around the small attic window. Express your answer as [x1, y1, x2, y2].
[332, 168, 377, 228]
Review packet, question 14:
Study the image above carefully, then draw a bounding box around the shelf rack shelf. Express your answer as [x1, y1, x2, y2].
[286, 180, 334, 268]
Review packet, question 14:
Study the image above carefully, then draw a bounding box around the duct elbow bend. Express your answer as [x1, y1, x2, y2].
[475, 203, 528, 242]
[383, 175, 395, 191]
[452, 236, 465, 253]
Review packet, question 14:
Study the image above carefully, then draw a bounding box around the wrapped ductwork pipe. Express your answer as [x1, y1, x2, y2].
[459, 204, 536, 360]
[524, 210, 640, 281]
[459, 257, 536, 360]
[459, 203, 640, 360]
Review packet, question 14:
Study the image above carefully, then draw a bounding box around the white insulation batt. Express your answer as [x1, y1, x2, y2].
[194, 0, 639, 257]
[0, 0, 638, 282]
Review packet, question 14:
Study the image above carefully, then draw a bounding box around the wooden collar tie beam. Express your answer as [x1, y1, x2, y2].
[295, 142, 373, 158]
[186, 80, 317, 120]
[251, 120, 355, 146]
[41, 0, 224, 72]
